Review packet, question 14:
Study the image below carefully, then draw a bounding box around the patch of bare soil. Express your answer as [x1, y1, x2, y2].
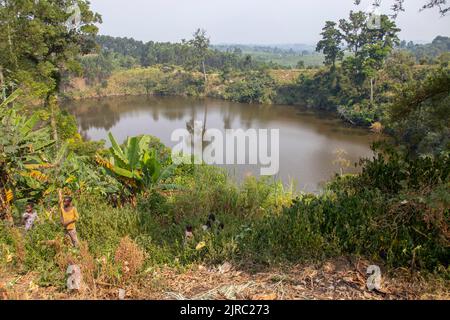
[1, 258, 449, 300]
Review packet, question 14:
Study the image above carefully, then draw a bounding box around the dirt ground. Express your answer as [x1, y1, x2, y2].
[1, 257, 449, 300]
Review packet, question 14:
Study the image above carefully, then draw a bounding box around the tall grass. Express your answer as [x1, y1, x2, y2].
[0, 164, 296, 287]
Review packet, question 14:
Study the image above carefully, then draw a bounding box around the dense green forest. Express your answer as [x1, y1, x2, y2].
[85, 34, 450, 72]
[0, 0, 449, 299]
[94, 34, 270, 71]
[70, 31, 449, 130]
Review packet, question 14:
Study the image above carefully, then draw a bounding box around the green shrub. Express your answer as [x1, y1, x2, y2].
[225, 71, 275, 104]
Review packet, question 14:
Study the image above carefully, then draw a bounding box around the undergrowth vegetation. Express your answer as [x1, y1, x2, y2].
[1, 82, 449, 292]
[1, 134, 448, 290]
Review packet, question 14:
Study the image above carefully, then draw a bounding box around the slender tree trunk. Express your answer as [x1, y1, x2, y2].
[46, 94, 59, 143]
[370, 77, 374, 104]
[51, 105, 59, 143]
[0, 67, 5, 100]
[5, 11, 18, 100]
[202, 60, 207, 84]
[7, 13, 18, 72]
[202, 60, 208, 138]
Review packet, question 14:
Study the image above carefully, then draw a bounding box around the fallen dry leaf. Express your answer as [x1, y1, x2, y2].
[252, 293, 277, 300]
[218, 262, 232, 274]
[323, 262, 335, 273]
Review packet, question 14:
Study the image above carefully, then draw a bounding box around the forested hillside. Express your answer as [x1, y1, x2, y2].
[0, 0, 448, 300]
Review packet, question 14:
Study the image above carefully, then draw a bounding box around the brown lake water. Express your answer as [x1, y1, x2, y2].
[63, 95, 379, 192]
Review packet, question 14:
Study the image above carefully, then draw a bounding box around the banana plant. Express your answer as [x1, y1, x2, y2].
[96, 133, 178, 194]
[1, 91, 56, 214]
[1, 91, 127, 218]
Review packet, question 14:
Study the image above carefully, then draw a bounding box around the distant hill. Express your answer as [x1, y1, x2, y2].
[399, 36, 450, 61]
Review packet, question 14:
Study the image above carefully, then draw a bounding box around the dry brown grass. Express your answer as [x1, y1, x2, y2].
[9, 228, 26, 265]
[2, 257, 447, 300]
[268, 69, 318, 84]
[114, 236, 146, 284]
[136, 258, 450, 300]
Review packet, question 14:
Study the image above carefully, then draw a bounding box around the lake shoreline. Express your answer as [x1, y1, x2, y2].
[61, 90, 375, 134]
[60, 66, 375, 130]
[63, 95, 379, 192]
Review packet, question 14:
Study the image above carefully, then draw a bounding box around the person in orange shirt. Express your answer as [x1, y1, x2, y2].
[58, 190, 79, 247]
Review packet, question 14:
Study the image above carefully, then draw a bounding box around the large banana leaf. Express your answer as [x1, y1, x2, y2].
[108, 132, 128, 168]
[138, 135, 151, 152]
[0, 89, 21, 108]
[20, 113, 40, 137]
[126, 136, 141, 171]
[53, 143, 68, 166]
[110, 165, 135, 179]
[103, 132, 179, 193]
[158, 164, 178, 182]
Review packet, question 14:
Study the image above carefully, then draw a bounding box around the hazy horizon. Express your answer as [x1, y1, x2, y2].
[90, 0, 450, 45]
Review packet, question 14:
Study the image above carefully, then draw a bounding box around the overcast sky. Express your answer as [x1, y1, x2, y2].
[89, 0, 450, 44]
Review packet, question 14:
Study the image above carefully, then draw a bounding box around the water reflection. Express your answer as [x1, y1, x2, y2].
[63, 95, 379, 192]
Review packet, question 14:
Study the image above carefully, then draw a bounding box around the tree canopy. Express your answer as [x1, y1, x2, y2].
[0, 0, 101, 100]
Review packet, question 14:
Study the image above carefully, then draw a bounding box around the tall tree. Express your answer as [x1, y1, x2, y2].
[316, 21, 344, 68]
[359, 43, 391, 102]
[360, 14, 400, 102]
[188, 29, 210, 136]
[189, 28, 210, 84]
[336, 11, 400, 102]
[0, 0, 101, 141]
